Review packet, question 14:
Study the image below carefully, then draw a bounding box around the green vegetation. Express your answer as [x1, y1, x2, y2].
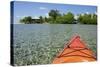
[78, 13, 97, 24]
[48, 9, 61, 23]
[39, 16, 44, 24]
[20, 9, 97, 24]
[62, 12, 74, 24]
[20, 16, 33, 24]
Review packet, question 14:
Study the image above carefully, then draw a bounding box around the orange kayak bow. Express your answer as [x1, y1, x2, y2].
[53, 35, 96, 64]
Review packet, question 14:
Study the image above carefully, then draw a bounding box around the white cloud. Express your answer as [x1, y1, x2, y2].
[45, 13, 49, 18]
[86, 12, 89, 14]
[81, 13, 84, 16]
[16, 16, 20, 18]
[32, 16, 39, 19]
[74, 15, 78, 20]
[39, 7, 47, 10]
[20, 16, 27, 19]
[95, 11, 97, 15]
[16, 15, 26, 18]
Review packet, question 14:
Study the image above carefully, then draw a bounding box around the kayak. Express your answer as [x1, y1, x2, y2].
[52, 35, 96, 64]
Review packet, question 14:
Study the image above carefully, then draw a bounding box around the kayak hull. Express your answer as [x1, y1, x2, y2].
[53, 35, 96, 64]
[53, 56, 95, 64]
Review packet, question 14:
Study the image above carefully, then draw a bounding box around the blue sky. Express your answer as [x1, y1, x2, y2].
[13, 1, 97, 24]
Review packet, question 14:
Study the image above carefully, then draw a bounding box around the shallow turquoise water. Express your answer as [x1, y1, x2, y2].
[13, 24, 97, 65]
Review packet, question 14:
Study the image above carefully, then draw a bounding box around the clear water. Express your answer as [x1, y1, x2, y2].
[13, 24, 97, 65]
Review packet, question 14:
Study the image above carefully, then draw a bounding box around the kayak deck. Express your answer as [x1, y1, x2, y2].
[52, 35, 96, 64]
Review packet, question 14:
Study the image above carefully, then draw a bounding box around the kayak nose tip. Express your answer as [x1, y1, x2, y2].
[73, 34, 80, 39]
[76, 35, 80, 38]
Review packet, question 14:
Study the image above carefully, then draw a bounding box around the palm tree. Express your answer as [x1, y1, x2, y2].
[48, 9, 61, 23]
[39, 16, 44, 23]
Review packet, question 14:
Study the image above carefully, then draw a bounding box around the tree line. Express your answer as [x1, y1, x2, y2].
[20, 9, 97, 24]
